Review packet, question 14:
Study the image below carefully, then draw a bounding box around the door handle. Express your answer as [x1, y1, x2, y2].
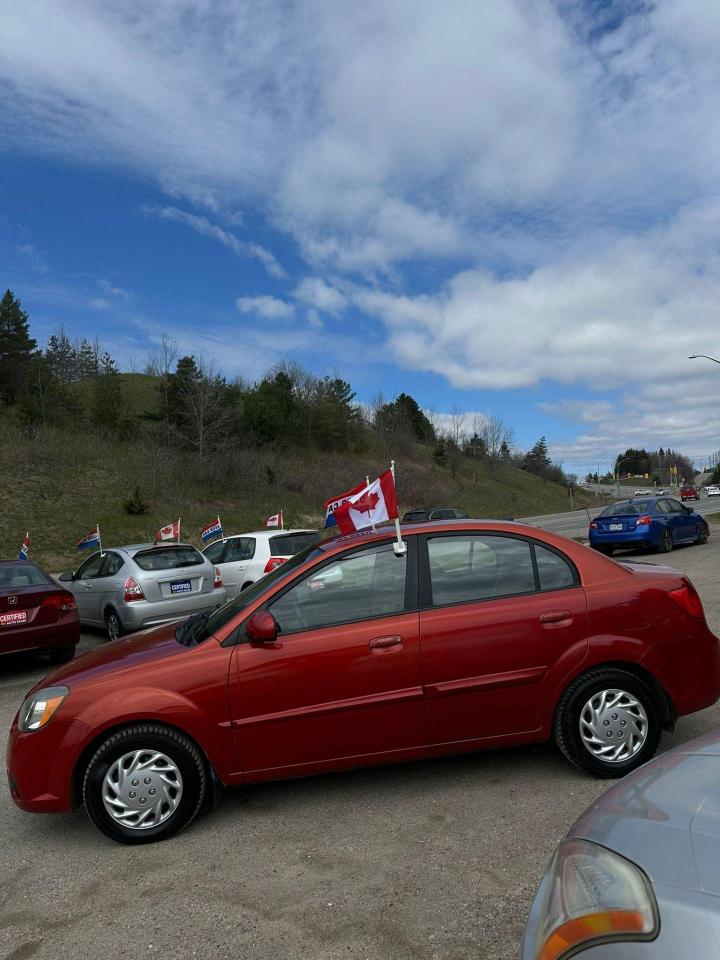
[369, 635, 403, 651]
[539, 610, 571, 626]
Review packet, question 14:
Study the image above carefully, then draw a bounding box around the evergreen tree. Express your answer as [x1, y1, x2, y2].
[499, 440, 511, 462]
[45, 326, 77, 384]
[312, 376, 360, 451]
[0, 289, 36, 405]
[523, 436, 552, 476]
[432, 436, 449, 468]
[243, 370, 302, 444]
[75, 338, 99, 378]
[93, 352, 122, 430]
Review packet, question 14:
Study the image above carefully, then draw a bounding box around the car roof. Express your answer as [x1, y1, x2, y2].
[114, 542, 204, 556]
[209, 529, 317, 540]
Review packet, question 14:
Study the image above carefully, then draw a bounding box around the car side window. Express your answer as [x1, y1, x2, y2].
[203, 541, 227, 564]
[226, 538, 255, 561]
[666, 499, 684, 513]
[428, 535, 535, 606]
[534, 545, 576, 591]
[76, 553, 105, 579]
[269, 543, 407, 633]
[655, 500, 670, 514]
[101, 553, 124, 577]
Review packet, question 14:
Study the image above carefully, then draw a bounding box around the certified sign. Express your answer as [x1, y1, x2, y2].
[0, 610, 27, 626]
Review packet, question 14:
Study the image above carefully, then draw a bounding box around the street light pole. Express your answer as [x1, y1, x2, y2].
[689, 354, 720, 364]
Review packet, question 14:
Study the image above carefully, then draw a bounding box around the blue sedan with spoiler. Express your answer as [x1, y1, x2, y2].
[589, 496, 709, 556]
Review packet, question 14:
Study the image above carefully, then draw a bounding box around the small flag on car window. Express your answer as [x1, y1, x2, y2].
[265, 511, 283, 529]
[155, 518, 181, 543]
[18, 533, 29, 561]
[77, 525, 101, 551]
[201, 516, 223, 543]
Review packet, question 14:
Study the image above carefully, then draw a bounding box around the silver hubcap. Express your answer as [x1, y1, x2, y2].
[579, 688, 649, 763]
[102, 750, 183, 830]
[107, 616, 119, 640]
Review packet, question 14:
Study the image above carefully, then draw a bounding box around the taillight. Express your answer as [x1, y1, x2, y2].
[264, 557, 287, 573]
[124, 577, 145, 602]
[214, 566, 223, 588]
[41, 593, 77, 613]
[636, 515, 652, 526]
[589, 521, 598, 530]
[669, 584, 705, 620]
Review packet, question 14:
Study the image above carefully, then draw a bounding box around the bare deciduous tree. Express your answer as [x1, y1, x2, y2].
[174, 357, 232, 459]
[481, 414, 515, 467]
[447, 406, 466, 479]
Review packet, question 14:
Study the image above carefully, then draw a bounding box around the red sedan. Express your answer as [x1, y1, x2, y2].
[7, 521, 720, 844]
[0, 560, 79, 663]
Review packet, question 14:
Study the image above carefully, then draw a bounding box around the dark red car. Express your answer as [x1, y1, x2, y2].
[0, 560, 79, 663]
[681, 484, 700, 501]
[7, 521, 720, 844]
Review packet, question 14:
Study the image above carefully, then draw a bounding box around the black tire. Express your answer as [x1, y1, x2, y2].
[599, 545, 614, 556]
[554, 668, 661, 778]
[240, 581, 254, 591]
[656, 529, 673, 553]
[82, 723, 207, 844]
[696, 523, 709, 545]
[49, 644, 76, 665]
[105, 608, 125, 642]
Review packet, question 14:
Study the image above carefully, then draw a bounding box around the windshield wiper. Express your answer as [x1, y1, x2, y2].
[175, 611, 211, 647]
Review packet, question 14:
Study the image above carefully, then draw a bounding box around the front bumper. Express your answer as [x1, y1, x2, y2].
[6, 715, 91, 813]
[120, 588, 226, 631]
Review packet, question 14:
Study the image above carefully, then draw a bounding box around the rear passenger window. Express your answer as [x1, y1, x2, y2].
[534, 545, 576, 591]
[428, 536, 535, 605]
[102, 553, 124, 576]
[226, 538, 255, 561]
[134, 547, 204, 570]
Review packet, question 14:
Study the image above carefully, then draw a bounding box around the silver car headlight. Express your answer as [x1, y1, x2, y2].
[533, 839, 659, 960]
[18, 686, 69, 733]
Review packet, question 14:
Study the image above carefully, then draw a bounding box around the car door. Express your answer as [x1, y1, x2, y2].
[418, 532, 589, 744]
[664, 498, 694, 541]
[227, 538, 424, 773]
[221, 537, 256, 597]
[94, 551, 125, 616]
[73, 551, 107, 624]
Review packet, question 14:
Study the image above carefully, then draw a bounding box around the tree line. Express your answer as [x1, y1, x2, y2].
[0, 288, 579, 486]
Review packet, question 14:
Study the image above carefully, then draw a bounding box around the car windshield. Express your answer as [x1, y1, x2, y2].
[269, 532, 320, 556]
[0, 563, 52, 588]
[178, 544, 324, 645]
[600, 500, 652, 517]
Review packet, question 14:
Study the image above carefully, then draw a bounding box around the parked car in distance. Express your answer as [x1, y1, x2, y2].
[58, 543, 226, 640]
[680, 483, 700, 501]
[8, 519, 720, 844]
[202, 529, 321, 599]
[0, 560, 79, 663]
[589, 497, 709, 555]
[706, 484, 720, 497]
[633, 488, 653, 496]
[402, 507, 469, 522]
[522, 729, 720, 960]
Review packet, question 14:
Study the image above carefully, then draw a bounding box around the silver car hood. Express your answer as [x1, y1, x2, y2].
[570, 732, 720, 895]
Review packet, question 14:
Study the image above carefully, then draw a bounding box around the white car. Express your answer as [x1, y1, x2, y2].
[706, 485, 720, 497]
[633, 488, 652, 496]
[202, 528, 321, 598]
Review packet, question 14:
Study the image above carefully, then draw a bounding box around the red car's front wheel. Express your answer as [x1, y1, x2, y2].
[82, 724, 207, 844]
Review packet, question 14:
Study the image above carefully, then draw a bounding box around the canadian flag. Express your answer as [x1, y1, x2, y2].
[265, 511, 283, 529]
[333, 470, 398, 534]
[156, 519, 181, 542]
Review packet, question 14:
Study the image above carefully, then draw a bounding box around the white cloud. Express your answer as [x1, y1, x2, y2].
[148, 206, 285, 278]
[293, 277, 347, 314]
[537, 400, 616, 424]
[236, 295, 294, 321]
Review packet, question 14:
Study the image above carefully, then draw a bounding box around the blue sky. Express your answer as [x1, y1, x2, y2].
[2, 0, 720, 476]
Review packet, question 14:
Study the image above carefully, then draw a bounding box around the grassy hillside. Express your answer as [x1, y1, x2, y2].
[0, 405, 595, 569]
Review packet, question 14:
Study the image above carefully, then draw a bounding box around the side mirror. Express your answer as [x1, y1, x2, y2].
[246, 610, 278, 643]
[58, 572, 74, 582]
[683, 505, 692, 513]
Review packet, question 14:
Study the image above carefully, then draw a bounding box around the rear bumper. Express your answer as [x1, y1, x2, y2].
[119, 589, 226, 631]
[589, 529, 653, 547]
[0, 617, 79, 657]
[641, 623, 720, 718]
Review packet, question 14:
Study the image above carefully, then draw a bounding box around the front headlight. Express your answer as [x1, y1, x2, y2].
[534, 839, 659, 960]
[18, 686, 69, 733]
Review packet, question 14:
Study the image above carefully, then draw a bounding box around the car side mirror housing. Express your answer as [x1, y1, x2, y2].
[246, 610, 278, 643]
[58, 572, 74, 582]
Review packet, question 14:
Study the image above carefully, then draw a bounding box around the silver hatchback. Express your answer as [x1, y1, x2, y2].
[58, 543, 226, 640]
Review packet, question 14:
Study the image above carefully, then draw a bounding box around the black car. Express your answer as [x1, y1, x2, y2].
[402, 507, 469, 522]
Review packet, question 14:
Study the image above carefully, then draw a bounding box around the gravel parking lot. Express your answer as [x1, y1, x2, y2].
[2, 534, 720, 960]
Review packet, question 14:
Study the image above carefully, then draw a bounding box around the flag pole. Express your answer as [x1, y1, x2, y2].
[178, 517, 181, 542]
[366, 475, 377, 532]
[98, 522, 103, 557]
[390, 460, 406, 556]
